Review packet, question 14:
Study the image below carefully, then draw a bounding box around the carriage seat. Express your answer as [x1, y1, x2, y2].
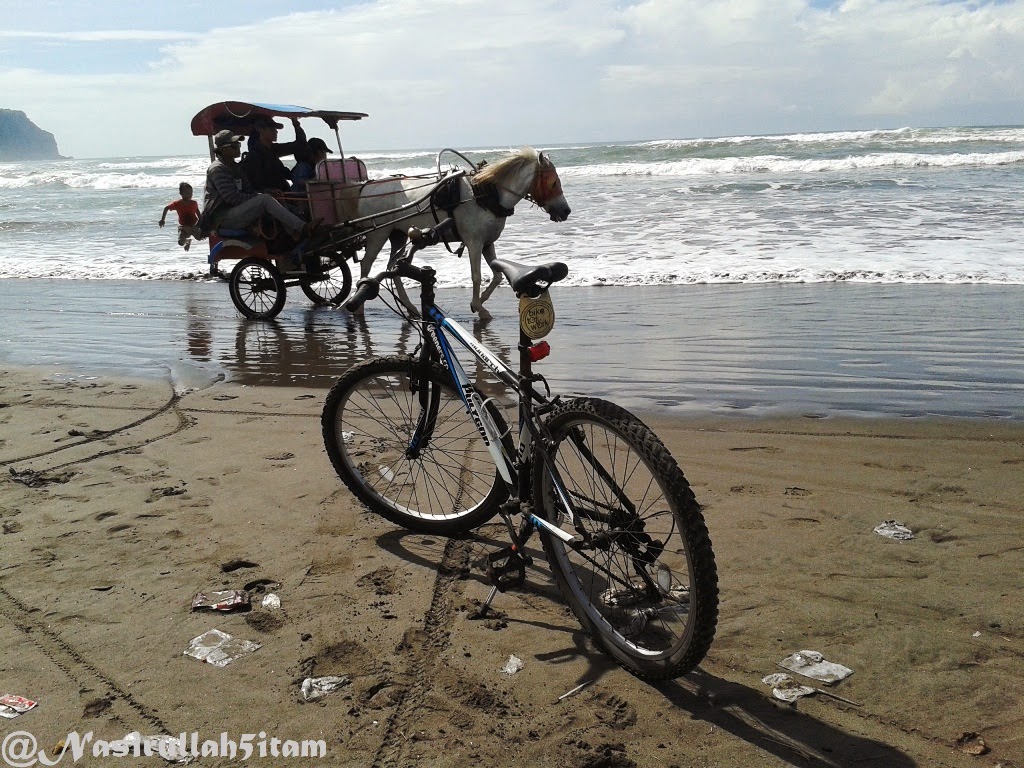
[307, 157, 370, 226]
[209, 229, 258, 263]
[317, 157, 369, 183]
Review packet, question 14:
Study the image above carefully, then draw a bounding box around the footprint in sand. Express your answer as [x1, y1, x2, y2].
[212, 394, 238, 401]
[82, 697, 113, 718]
[146, 486, 187, 503]
[591, 691, 638, 730]
[729, 484, 767, 495]
[357, 566, 398, 596]
[221, 559, 259, 573]
[3, 521, 24, 534]
[265, 452, 295, 461]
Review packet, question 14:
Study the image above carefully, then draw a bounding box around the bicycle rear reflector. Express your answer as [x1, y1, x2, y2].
[528, 341, 551, 362]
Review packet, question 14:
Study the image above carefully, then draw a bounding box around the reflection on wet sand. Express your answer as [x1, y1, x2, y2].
[208, 305, 502, 389]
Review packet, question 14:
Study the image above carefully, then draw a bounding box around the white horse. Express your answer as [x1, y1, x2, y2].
[353, 147, 571, 320]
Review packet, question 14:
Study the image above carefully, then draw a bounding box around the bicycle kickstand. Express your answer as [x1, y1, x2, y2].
[476, 504, 535, 618]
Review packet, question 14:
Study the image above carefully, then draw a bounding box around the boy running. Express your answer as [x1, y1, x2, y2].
[159, 182, 200, 251]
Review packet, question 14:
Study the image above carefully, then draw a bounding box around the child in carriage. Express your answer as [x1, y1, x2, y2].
[159, 182, 201, 251]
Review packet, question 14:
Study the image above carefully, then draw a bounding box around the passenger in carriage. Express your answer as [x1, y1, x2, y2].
[199, 129, 309, 241]
[290, 137, 332, 193]
[241, 115, 306, 193]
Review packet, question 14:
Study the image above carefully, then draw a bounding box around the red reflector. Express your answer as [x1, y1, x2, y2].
[528, 341, 551, 362]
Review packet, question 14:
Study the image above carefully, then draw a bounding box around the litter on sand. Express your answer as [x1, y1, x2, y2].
[121, 733, 194, 764]
[778, 650, 853, 685]
[955, 732, 990, 756]
[873, 521, 915, 540]
[762, 673, 816, 702]
[190, 590, 250, 612]
[0, 694, 38, 719]
[557, 682, 592, 702]
[761, 673, 862, 706]
[502, 654, 525, 675]
[261, 593, 281, 610]
[184, 629, 260, 667]
[300, 676, 350, 702]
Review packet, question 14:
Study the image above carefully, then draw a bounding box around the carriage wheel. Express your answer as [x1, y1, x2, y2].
[229, 257, 287, 320]
[300, 251, 353, 306]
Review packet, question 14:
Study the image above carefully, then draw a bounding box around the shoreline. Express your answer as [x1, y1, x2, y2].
[1, 366, 1021, 766]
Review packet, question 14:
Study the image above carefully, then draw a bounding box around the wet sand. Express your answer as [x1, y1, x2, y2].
[1, 279, 1021, 419]
[1, 279, 1023, 766]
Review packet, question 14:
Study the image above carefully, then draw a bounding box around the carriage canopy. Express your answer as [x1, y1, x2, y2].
[190, 101, 367, 137]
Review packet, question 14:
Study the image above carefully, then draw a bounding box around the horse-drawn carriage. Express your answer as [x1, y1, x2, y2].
[190, 101, 570, 321]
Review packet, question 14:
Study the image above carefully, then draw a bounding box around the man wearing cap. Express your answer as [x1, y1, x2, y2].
[198, 129, 308, 240]
[241, 116, 306, 193]
[290, 137, 332, 193]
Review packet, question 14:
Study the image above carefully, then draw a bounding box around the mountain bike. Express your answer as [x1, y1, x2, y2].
[321, 220, 718, 680]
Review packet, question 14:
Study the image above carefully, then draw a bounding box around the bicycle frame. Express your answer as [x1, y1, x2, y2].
[409, 283, 584, 550]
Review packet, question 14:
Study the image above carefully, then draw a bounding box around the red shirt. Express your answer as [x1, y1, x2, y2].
[168, 199, 200, 226]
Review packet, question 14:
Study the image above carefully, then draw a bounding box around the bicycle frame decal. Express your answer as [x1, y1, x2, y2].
[435, 311, 519, 388]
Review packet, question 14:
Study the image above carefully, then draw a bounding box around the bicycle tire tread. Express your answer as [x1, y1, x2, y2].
[535, 396, 719, 681]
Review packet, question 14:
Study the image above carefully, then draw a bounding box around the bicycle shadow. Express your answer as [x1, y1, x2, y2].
[653, 669, 916, 768]
[374, 528, 917, 768]
[376, 527, 559, 590]
[532, 639, 918, 768]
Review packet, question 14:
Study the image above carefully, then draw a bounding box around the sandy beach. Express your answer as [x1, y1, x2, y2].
[1, 282, 1022, 767]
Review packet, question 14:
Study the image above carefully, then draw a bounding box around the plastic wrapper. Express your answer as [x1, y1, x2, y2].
[0, 694, 37, 719]
[191, 590, 250, 612]
[184, 629, 260, 667]
[778, 650, 853, 685]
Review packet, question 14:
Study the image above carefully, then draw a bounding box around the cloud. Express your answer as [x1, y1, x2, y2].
[0, 30, 194, 42]
[1, 0, 1023, 157]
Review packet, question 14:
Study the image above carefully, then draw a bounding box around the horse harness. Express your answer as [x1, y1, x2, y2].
[426, 161, 563, 256]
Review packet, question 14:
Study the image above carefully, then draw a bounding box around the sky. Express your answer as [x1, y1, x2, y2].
[2, 0, 1023, 158]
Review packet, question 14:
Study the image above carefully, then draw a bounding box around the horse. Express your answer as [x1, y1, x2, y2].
[352, 147, 571, 320]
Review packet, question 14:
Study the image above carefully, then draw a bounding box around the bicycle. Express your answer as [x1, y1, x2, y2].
[321, 220, 718, 680]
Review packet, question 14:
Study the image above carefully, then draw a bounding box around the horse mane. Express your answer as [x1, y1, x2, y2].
[473, 147, 539, 185]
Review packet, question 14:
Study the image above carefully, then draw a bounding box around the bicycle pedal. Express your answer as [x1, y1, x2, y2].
[485, 547, 530, 592]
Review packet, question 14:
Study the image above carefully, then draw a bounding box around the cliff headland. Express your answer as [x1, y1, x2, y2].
[0, 109, 65, 160]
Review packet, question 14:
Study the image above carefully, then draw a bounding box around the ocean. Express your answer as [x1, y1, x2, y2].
[1, 126, 1022, 419]
[2, 125, 1023, 284]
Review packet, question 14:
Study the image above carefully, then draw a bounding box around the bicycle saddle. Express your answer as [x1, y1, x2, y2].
[490, 258, 568, 298]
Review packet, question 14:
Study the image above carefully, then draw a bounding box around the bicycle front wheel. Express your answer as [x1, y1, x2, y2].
[534, 397, 718, 681]
[322, 355, 512, 535]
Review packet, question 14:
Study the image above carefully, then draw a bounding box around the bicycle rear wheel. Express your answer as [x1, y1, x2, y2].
[533, 397, 718, 680]
[322, 355, 512, 535]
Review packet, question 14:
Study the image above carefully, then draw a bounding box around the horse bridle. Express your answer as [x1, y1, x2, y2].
[525, 160, 564, 208]
[471, 155, 562, 218]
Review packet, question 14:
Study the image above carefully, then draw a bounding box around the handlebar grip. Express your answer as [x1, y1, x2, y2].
[344, 277, 381, 312]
